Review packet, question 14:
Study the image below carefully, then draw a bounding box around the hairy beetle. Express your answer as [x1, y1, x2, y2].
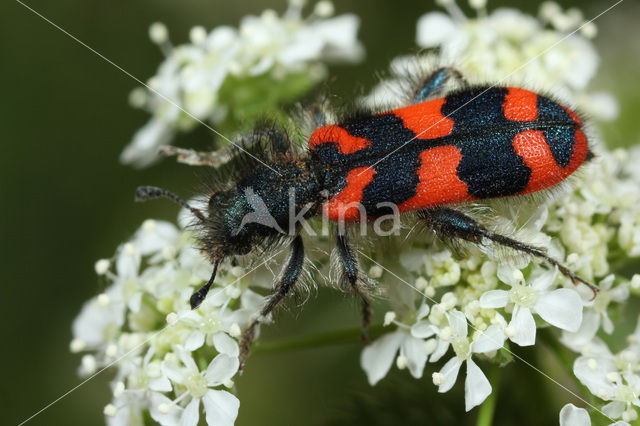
[136, 67, 596, 369]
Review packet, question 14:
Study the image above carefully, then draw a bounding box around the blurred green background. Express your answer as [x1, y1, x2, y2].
[3, 0, 639, 425]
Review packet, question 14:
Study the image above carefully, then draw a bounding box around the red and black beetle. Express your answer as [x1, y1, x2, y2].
[136, 67, 596, 369]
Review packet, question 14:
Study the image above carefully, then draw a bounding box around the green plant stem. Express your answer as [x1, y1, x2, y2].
[141, 294, 163, 316]
[253, 324, 387, 353]
[476, 363, 500, 426]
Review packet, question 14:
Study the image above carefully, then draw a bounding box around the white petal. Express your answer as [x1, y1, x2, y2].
[498, 263, 519, 286]
[116, 248, 140, 279]
[448, 310, 468, 338]
[128, 291, 143, 313]
[509, 306, 536, 346]
[241, 289, 267, 311]
[205, 354, 239, 386]
[536, 289, 583, 332]
[416, 12, 456, 47]
[150, 392, 182, 426]
[609, 283, 630, 302]
[437, 357, 463, 393]
[429, 339, 450, 363]
[121, 118, 174, 167]
[185, 331, 205, 352]
[531, 268, 558, 292]
[559, 403, 591, 426]
[72, 289, 126, 346]
[602, 312, 614, 335]
[213, 332, 240, 357]
[573, 355, 616, 397]
[479, 290, 509, 309]
[360, 331, 403, 385]
[411, 321, 437, 339]
[162, 362, 186, 385]
[602, 401, 626, 419]
[202, 390, 240, 426]
[416, 302, 431, 320]
[584, 91, 619, 121]
[176, 347, 199, 372]
[306, 14, 364, 63]
[149, 375, 172, 392]
[180, 398, 200, 426]
[401, 336, 427, 379]
[564, 35, 598, 90]
[134, 221, 179, 255]
[465, 359, 492, 412]
[560, 310, 600, 352]
[473, 325, 506, 353]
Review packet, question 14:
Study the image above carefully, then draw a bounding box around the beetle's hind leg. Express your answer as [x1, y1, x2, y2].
[418, 207, 598, 296]
[336, 232, 372, 343]
[239, 235, 305, 371]
[412, 66, 467, 103]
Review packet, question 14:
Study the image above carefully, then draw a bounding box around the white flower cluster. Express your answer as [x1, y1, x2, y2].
[122, 0, 364, 167]
[71, 216, 274, 425]
[359, 0, 638, 421]
[367, 0, 618, 122]
[571, 316, 640, 424]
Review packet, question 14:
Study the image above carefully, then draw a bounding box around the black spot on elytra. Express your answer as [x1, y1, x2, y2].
[341, 113, 417, 153]
[537, 96, 576, 168]
[361, 149, 421, 215]
[442, 87, 531, 198]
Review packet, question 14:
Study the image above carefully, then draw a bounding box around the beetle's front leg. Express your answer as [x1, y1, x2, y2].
[239, 235, 305, 371]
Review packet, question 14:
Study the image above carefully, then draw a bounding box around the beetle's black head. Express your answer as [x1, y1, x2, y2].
[134, 184, 281, 309]
[200, 186, 284, 258]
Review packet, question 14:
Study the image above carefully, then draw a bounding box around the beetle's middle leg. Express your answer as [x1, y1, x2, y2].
[336, 232, 372, 343]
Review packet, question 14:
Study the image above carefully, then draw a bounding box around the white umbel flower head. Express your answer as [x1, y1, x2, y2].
[122, 0, 364, 167]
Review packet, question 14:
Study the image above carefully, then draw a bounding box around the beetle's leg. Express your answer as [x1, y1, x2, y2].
[413, 66, 466, 103]
[158, 145, 231, 167]
[418, 207, 598, 295]
[159, 127, 290, 167]
[336, 232, 372, 343]
[239, 235, 305, 371]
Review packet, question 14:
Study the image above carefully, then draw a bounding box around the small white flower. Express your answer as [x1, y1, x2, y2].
[480, 267, 582, 346]
[361, 303, 433, 385]
[361, 329, 428, 385]
[434, 310, 505, 411]
[153, 346, 240, 426]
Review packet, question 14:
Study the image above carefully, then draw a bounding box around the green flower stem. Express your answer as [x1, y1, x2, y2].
[476, 363, 500, 426]
[253, 324, 387, 354]
[141, 294, 163, 316]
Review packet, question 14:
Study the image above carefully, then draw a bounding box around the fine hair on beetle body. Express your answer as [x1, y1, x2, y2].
[136, 64, 599, 370]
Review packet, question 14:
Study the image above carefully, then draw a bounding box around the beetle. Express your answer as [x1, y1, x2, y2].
[136, 67, 597, 370]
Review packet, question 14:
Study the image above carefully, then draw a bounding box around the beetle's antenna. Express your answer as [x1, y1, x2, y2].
[135, 186, 205, 221]
[190, 254, 222, 309]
